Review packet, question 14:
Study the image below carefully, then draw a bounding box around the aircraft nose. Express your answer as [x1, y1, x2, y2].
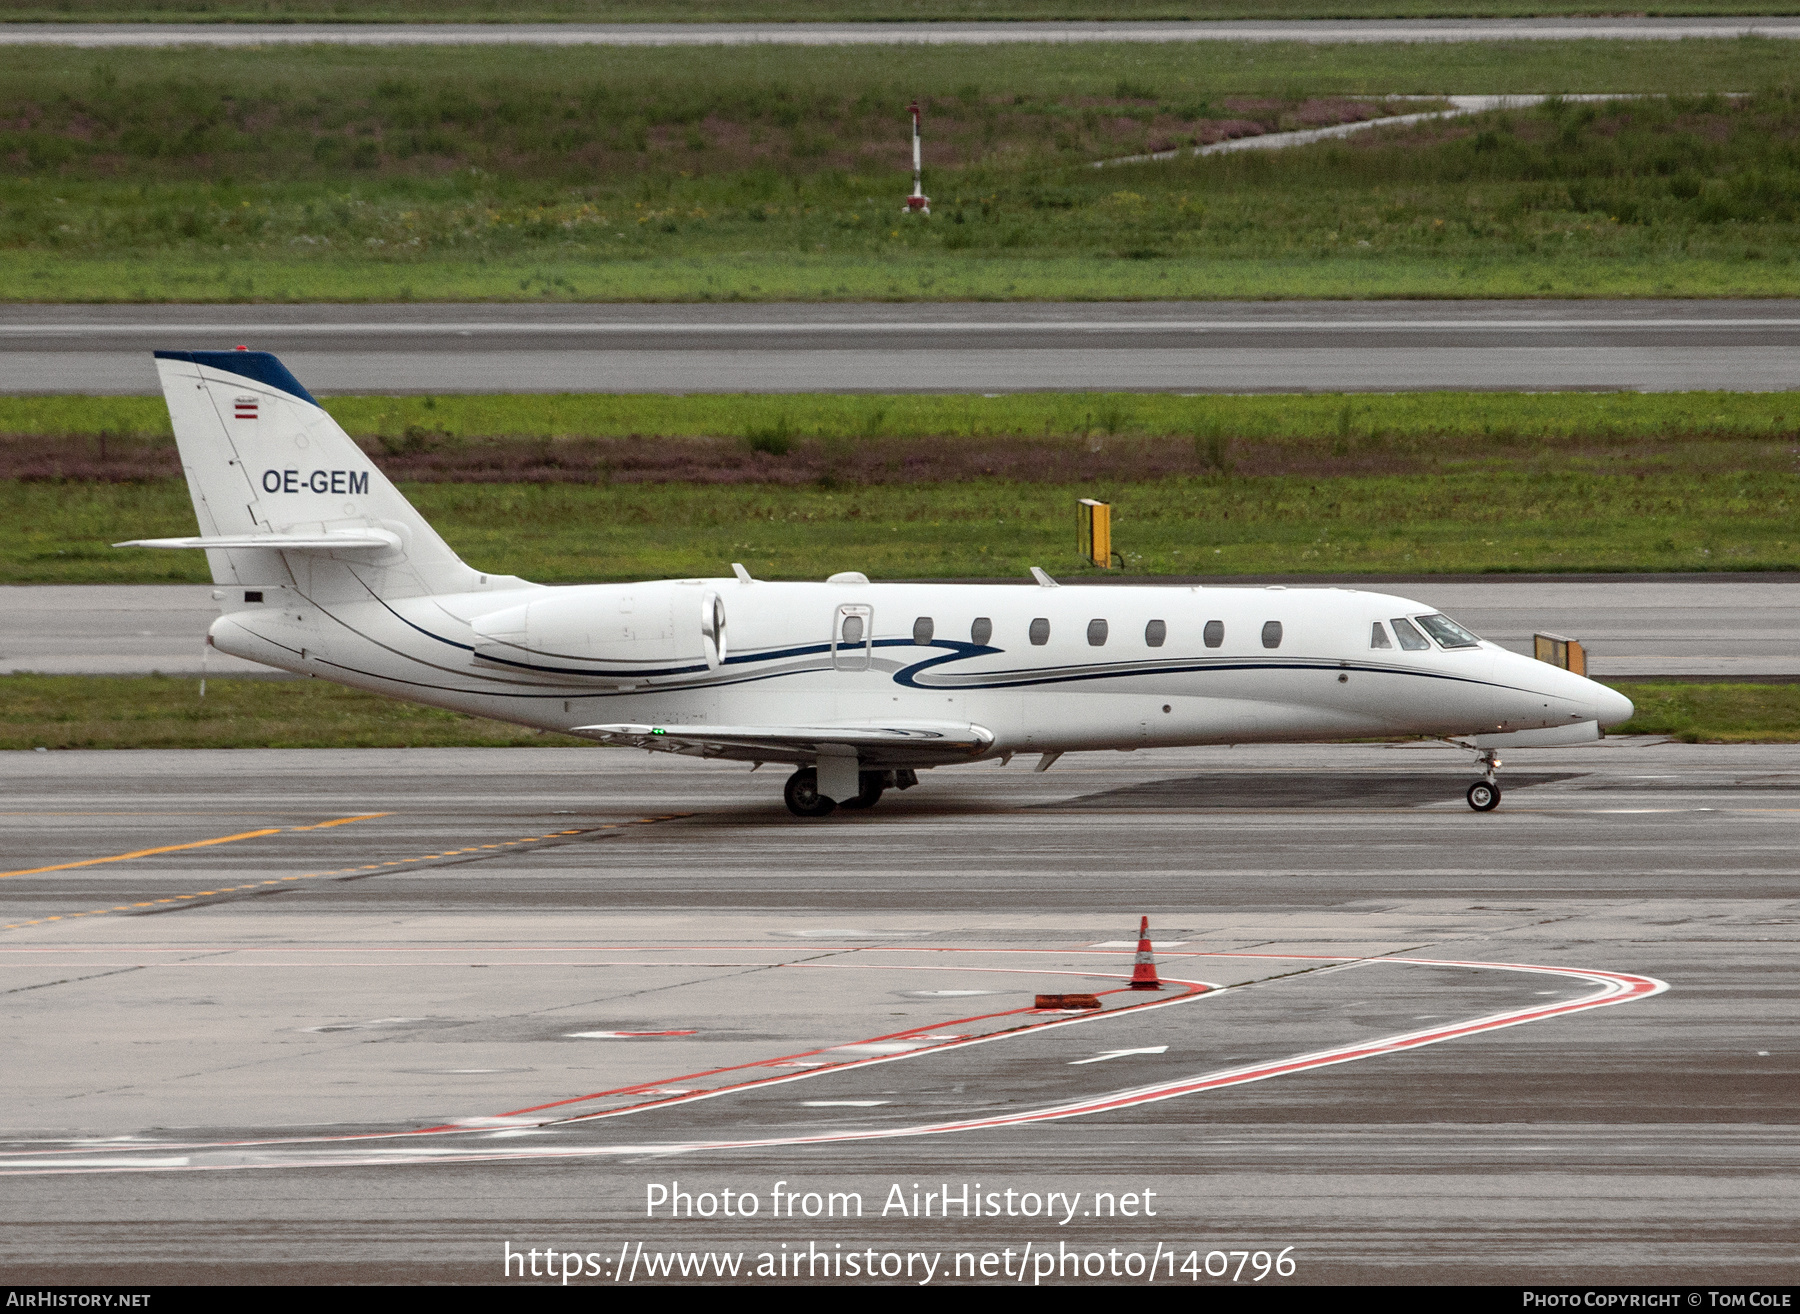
[1594, 684, 1634, 728]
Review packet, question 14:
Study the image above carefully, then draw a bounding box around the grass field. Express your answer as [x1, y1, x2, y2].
[0, 674, 590, 749]
[7, 383, 1792, 450]
[2, 675, 1788, 749]
[1607, 681, 1800, 742]
[4, 43, 1799, 299]
[10, 469, 1799, 583]
[11, 2, 1800, 21]
[10, 388, 1799, 582]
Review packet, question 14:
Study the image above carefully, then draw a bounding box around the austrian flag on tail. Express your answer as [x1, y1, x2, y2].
[233, 396, 258, 421]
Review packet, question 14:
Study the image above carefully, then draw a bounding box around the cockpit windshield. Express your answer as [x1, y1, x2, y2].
[1414, 613, 1482, 649]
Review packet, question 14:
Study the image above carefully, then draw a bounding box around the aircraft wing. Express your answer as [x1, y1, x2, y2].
[571, 720, 994, 765]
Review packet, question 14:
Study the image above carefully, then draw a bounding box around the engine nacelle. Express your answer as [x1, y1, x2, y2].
[470, 581, 725, 674]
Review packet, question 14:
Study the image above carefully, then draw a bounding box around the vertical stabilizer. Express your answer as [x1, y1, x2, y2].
[153, 350, 479, 601]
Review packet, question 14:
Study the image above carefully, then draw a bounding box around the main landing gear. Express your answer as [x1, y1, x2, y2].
[1466, 747, 1502, 812]
[783, 768, 918, 818]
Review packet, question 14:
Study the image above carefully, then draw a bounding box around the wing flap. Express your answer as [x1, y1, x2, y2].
[573, 720, 994, 759]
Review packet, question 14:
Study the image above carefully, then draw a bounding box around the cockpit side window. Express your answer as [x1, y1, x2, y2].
[1414, 613, 1482, 649]
[1389, 617, 1431, 651]
[1370, 621, 1393, 650]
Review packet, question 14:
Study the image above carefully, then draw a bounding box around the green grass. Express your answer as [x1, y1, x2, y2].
[12, 389, 1799, 582]
[5, 45, 1800, 300]
[0, 673, 592, 749]
[1610, 682, 1800, 742]
[11, 1, 1800, 19]
[9, 468, 1799, 583]
[13, 387, 1800, 444]
[13, 388, 1800, 581]
[3, 675, 1793, 749]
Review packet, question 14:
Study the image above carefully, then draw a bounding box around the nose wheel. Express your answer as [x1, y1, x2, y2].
[1466, 747, 1502, 811]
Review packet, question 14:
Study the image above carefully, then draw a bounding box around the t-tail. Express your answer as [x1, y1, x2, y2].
[118, 350, 487, 602]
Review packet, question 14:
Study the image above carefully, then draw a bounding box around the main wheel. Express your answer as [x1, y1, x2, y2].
[1467, 780, 1501, 812]
[838, 771, 888, 810]
[784, 767, 836, 818]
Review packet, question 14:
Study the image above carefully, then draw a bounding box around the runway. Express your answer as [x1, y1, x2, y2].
[0, 741, 1793, 1284]
[8, 301, 1800, 395]
[6, 18, 1800, 46]
[10, 576, 1800, 679]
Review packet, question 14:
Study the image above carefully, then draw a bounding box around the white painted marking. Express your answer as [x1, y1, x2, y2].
[904, 989, 997, 997]
[301, 1016, 421, 1033]
[564, 1030, 697, 1039]
[802, 1100, 891, 1108]
[831, 1041, 933, 1055]
[1089, 940, 1189, 948]
[1069, 1046, 1171, 1065]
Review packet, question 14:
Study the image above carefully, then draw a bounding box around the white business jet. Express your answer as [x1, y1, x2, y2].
[120, 350, 1632, 816]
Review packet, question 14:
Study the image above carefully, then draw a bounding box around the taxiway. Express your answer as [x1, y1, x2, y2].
[7, 302, 1800, 395]
[0, 741, 1793, 1283]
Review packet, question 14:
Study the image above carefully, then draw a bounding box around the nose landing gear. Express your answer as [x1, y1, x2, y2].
[1466, 747, 1502, 812]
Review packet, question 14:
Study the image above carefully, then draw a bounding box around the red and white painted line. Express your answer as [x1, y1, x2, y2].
[0, 951, 1666, 1176]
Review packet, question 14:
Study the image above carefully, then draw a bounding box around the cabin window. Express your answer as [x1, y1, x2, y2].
[1203, 620, 1224, 648]
[1390, 617, 1431, 651]
[841, 613, 864, 645]
[1415, 613, 1482, 649]
[1370, 621, 1392, 650]
[1145, 619, 1166, 647]
[1087, 618, 1109, 646]
[913, 616, 934, 645]
[971, 617, 993, 646]
[1029, 617, 1051, 646]
[1261, 621, 1283, 649]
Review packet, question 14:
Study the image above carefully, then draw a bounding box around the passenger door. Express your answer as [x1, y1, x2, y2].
[832, 604, 873, 671]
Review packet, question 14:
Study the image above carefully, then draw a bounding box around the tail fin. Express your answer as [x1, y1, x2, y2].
[143, 350, 481, 600]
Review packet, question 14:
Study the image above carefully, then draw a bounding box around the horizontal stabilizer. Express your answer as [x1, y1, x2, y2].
[574, 721, 994, 760]
[114, 531, 401, 551]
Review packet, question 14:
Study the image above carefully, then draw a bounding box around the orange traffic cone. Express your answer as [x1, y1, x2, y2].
[1129, 915, 1162, 990]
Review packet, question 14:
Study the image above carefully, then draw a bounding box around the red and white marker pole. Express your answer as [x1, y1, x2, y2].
[1129, 915, 1163, 990]
[903, 100, 930, 216]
